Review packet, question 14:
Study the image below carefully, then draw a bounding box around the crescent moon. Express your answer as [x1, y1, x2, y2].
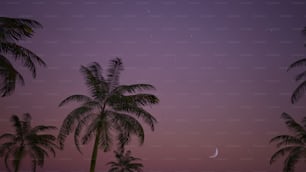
[209, 148, 219, 158]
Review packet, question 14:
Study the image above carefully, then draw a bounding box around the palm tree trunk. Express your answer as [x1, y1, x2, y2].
[89, 129, 101, 172]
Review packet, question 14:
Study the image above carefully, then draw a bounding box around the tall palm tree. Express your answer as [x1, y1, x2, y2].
[107, 149, 143, 172]
[0, 113, 58, 172]
[0, 17, 46, 97]
[58, 58, 159, 172]
[270, 112, 306, 172]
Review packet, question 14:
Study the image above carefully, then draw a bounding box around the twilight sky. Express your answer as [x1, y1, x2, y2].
[1, 0, 306, 171]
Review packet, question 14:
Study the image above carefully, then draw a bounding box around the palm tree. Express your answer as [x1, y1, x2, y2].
[270, 112, 306, 172]
[107, 149, 143, 172]
[0, 113, 58, 172]
[58, 58, 159, 172]
[0, 17, 46, 97]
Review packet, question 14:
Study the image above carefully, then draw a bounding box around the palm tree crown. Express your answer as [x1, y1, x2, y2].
[58, 58, 159, 172]
[270, 112, 306, 172]
[0, 17, 46, 97]
[107, 149, 143, 172]
[0, 113, 58, 172]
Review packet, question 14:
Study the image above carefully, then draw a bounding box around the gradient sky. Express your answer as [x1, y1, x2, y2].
[1, 0, 306, 171]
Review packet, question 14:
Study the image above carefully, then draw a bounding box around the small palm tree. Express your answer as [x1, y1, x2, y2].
[0, 17, 46, 97]
[270, 112, 306, 172]
[0, 113, 58, 172]
[107, 149, 143, 172]
[58, 58, 159, 172]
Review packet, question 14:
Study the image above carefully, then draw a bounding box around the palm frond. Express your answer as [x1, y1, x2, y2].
[117, 105, 157, 131]
[99, 116, 113, 152]
[270, 146, 297, 164]
[0, 42, 46, 77]
[281, 113, 306, 138]
[0, 142, 15, 156]
[28, 134, 58, 157]
[81, 100, 101, 109]
[22, 113, 32, 133]
[295, 70, 306, 82]
[10, 115, 23, 137]
[291, 80, 306, 104]
[288, 58, 306, 71]
[107, 58, 123, 91]
[113, 84, 156, 94]
[81, 115, 101, 145]
[74, 113, 94, 153]
[124, 94, 159, 106]
[80, 64, 108, 99]
[109, 111, 145, 146]
[0, 17, 42, 41]
[58, 106, 93, 149]
[4, 148, 13, 172]
[12, 146, 25, 172]
[109, 93, 159, 108]
[0, 55, 24, 96]
[270, 135, 303, 147]
[88, 62, 104, 81]
[30, 145, 47, 166]
[34, 143, 56, 157]
[58, 94, 92, 107]
[109, 95, 158, 128]
[30, 125, 57, 134]
[0, 133, 15, 141]
[283, 147, 304, 172]
[35, 133, 57, 143]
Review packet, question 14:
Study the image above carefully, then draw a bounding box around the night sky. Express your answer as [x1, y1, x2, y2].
[1, 0, 306, 171]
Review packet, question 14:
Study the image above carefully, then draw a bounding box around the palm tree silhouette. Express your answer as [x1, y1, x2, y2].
[0, 113, 58, 172]
[57, 58, 159, 172]
[107, 149, 143, 172]
[0, 17, 46, 97]
[270, 112, 306, 172]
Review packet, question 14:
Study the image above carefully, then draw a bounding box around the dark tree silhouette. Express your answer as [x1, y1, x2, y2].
[57, 58, 159, 172]
[107, 149, 143, 172]
[0, 17, 46, 97]
[270, 112, 306, 172]
[0, 113, 58, 172]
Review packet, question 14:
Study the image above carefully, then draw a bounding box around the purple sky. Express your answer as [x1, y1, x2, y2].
[1, 0, 306, 171]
